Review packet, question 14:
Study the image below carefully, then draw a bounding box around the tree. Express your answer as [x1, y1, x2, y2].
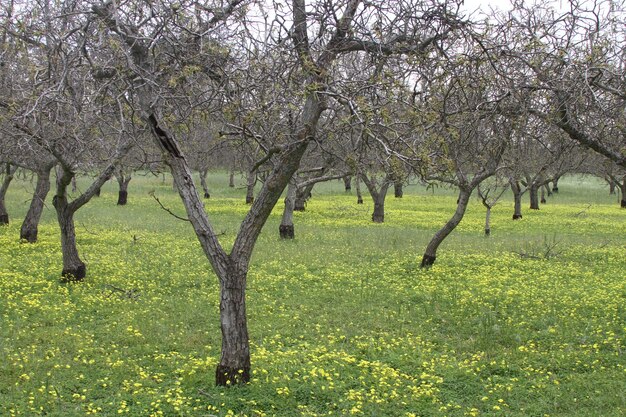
[92, 0, 461, 386]
[0, 163, 17, 225]
[3, 0, 135, 279]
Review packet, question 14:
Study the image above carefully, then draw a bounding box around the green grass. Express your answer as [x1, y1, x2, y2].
[1, 172, 625, 416]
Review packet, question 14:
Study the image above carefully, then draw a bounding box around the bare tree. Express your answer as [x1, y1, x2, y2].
[92, 0, 461, 386]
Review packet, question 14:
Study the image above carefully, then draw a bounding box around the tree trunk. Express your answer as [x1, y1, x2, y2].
[607, 177, 616, 195]
[116, 172, 132, 205]
[421, 188, 472, 267]
[53, 193, 86, 282]
[372, 196, 386, 223]
[200, 169, 210, 199]
[620, 178, 626, 208]
[343, 175, 352, 192]
[245, 171, 256, 204]
[544, 183, 552, 197]
[215, 266, 250, 386]
[361, 174, 391, 223]
[552, 176, 560, 193]
[484, 206, 491, 236]
[529, 183, 540, 210]
[355, 176, 363, 204]
[279, 180, 296, 239]
[0, 164, 17, 225]
[540, 186, 547, 204]
[510, 180, 523, 220]
[20, 165, 53, 243]
[229, 169, 235, 188]
[71, 176, 77, 193]
[294, 183, 314, 211]
[394, 181, 403, 198]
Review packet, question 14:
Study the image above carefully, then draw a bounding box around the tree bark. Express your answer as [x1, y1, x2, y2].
[54, 194, 86, 281]
[620, 177, 626, 208]
[343, 175, 352, 192]
[394, 181, 403, 198]
[279, 180, 297, 239]
[0, 164, 17, 225]
[510, 180, 523, 220]
[540, 186, 546, 204]
[421, 187, 472, 267]
[200, 169, 210, 199]
[529, 183, 540, 210]
[20, 164, 53, 243]
[215, 266, 250, 386]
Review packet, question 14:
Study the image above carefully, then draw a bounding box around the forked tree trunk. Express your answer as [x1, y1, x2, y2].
[199, 169, 210, 199]
[529, 183, 540, 210]
[245, 171, 256, 204]
[279, 180, 296, 239]
[394, 181, 403, 198]
[0, 164, 17, 225]
[54, 194, 86, 281]
[510, 180, 523, 220]
[116, 172, 132, 205]
[20, 164, 53, 243]
[355, 176, 363, 204]
[343, 175, 352, 191]
[552, 176, 560, 193]
[361, 174, 391, 223]
[294, 183, 314, 211]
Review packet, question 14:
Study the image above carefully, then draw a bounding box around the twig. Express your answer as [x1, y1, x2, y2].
[149, 192, 189, 222]
[104, 284, 141, 300]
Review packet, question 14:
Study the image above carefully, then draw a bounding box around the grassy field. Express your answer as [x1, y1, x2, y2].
[1, 172, 625, 416]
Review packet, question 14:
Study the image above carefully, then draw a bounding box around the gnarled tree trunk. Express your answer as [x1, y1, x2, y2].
[215, 265, 250, 386]
[361, 173, 391, 223]
[294, 182, 314, 211]
[20, 164, 53, 243]
[421, 187, 472, 267]
[54, 194, 86, 281]
[0, 163, 18, 225]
